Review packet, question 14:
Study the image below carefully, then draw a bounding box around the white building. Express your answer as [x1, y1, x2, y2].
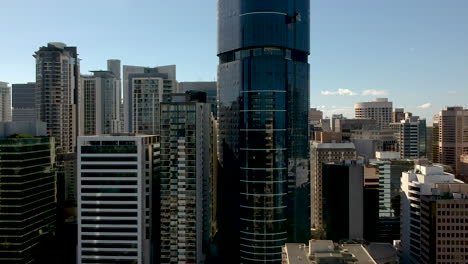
[282, 240, 377, 264]
[355, 98, 393, 129]
[400, 164, 461, 264]
[0, 82, 12, 122]
[80, 70, 121, 135]
[77, 134, 159, 264]
[123, 65, 177, 133]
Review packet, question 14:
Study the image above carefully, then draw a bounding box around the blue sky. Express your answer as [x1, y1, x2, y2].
[1, 0, 468, 122]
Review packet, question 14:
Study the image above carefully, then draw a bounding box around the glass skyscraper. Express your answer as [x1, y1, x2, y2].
[217, 1, 310, 263]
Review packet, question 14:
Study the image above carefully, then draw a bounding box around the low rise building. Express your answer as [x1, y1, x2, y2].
[282, 240, 377, 264]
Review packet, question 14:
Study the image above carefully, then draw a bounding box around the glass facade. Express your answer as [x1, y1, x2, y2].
[217, 1, 309, 263]
[0, 137, 56, 264]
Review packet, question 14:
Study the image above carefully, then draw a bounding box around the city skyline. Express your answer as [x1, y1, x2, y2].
[1, 0, 468, 121]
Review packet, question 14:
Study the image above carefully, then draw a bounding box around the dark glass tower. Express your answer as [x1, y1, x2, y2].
[217, 1, 310, 263]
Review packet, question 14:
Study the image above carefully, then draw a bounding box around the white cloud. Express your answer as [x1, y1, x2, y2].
[320, 88, 356, 96]
[448, 90, 457, 94]
[361, 89, 388, 96]
[417, 103, 432, 109]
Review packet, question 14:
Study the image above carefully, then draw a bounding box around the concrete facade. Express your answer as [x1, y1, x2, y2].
[310, 142, 356, 236]
[433, 107, 468, 178]
[400, 164, 462, 263]
[77, 135, 158, 264]
[0, 82, 12, 122]
[354, 98, 393, 129]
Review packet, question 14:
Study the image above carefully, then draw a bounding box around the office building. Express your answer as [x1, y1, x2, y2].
[365, 152, 414, 242]
[309, 108, 323, 124]
[392, 116, 427, 159]
[282, 240, 377, 264]
[393, 108, 405, 123]
[0, 134, 56, 264]
[217, 1, 310, 263]
[355, 98, 393, 129]
[0, 82, 12, 121]
[433, 107, 468, 177]
[461, 154, 468, 181]
[77, 134, 159, 264]
[310, 142, 356, 237]
[123, 65, 177, 133]
[0, 121, 46, 137]
[352, 129, 399, 152]
[426, 125, 433, 162]
[334, 118, 378, 141]
[34, 42, 79, 154]
[107, 59, 121, 80]
[420, 183, 468, 263]
[157, 92, 212, 263]
[12, 82, 36, 122]
[400, 164, 462, 263]
[80, 70, 121, 135]
[179, 82, 217, 117]
[322, 160, 364, 241]
[123, 65, 177, 134]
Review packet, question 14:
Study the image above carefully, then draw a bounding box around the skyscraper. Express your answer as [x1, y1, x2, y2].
[179, 81, 217, 117]
[217, 1, 310, 263]
[123, 65, 177, 134]
[355, 98, 393, 129]
[0, 81, 12, 122]
[310, 142, 357, 238]
[34, 42, 79, 154]
[77, 135, 158, 264]
[11, 82, 36, 122]
[365, 152, 414, 242]
[157, 92, 213, 263]
[400, 164, 462, 263]
[80, 70, 121, 135]
[433, 106, 468, 178]
[0, 134, 56, 264]
[392, 116, 427, 159]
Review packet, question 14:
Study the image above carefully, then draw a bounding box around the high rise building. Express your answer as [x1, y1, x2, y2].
[310, 142, 357, 238]
[420, 183, 468, 263]
[433, 107, 468, 177]
[11, 82, 36, 122]
[107, 59, 121, 80]
[157, 92, 213, 263]
[0, 134, 56, 264]
[461, 154, 468, 181]
[426, 125, 433, 162]
[392, 116, 427, 159]
[217, 1, 310, 263]
[179, 82, 217, 117]
[34, 42, 79, 154]
[322, 160, 364, 241]
[309, 108, 323, 124]
[365, 152, 414, 242]
[393, 108, 405, 123]
[0, 81, 12, 122]
[400, 164, 462, 263]
[123, 65, 177, 134]
[77, 134, 159, 264]
[80, 70, 121, 135]
[355, 98, 393, 129]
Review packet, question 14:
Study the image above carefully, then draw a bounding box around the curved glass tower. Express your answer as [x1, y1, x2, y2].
[217, 1, 310, 263]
